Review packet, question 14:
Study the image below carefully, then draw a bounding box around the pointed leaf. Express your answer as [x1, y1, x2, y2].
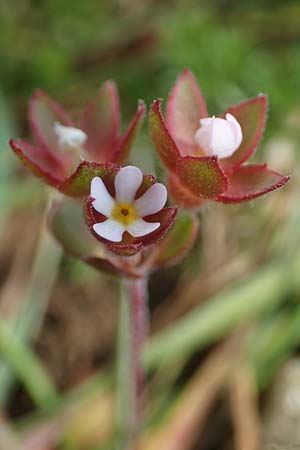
[221, 95, 268, 170]
[217, 164, 289, 203]
[153, 212, 199, 268]
[166, 68, 208, 151]
[113, 100, 146, 164]
[149, 100, 181, 172]
[10, 139, 65, 187]
[59, 160, 119, 197]
[179, 156, 228, 198]
[49, 199, 123, 276]
[81, 80, 120, 161]
[29, 89, 73, 161]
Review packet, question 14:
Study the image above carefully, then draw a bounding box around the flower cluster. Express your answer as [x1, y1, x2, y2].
[9, 72, 289, 276]
[149, 69, 289, 208]
[10, 81, 145, 194]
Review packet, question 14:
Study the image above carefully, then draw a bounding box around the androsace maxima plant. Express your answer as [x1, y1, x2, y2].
[8, 70, 289, 449]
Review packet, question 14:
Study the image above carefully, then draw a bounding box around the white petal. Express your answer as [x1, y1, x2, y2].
[195, 125, 212, 155]
[93, 219, 125, 242]
[91, 177, 115, 216]
[54, 122, 87, 149]
[225, 113, 243, 149]
[134, 183, 167, 216]
[199, 117, 214, 126]
[126, 219, 160, 238]
[114, 166, 143, 203]
[210, 117, 236, 157]
[195, 115, 242, 159]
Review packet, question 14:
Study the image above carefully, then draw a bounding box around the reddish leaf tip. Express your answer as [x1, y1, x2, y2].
[178, 67, 197, 81]
[221, 94, 269, 170]
[137, 99, 146, 113]
[9, 138, 65, 187]
[150, 98, 163, 110]
[217, 164, 290, 204]
[102, 79, 118, 91]
[31, 88, 46, 99]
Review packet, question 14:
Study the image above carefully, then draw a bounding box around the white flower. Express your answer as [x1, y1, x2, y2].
[91, 166, 167, 243]
[53, 122, 87, 150]
[194, 113, 243, 159]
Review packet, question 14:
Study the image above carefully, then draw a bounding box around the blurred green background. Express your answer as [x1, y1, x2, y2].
[0, 1, 300, 449]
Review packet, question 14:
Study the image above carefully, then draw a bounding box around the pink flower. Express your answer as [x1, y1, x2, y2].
[149, 69, 289, 207]
[85, 165, 177, 256]
[10, 81, 145, 196]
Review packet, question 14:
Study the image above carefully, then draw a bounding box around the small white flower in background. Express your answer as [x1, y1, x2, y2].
[91, 166, 167, 243]
[54, 122, 87, 151]
[195, 113, 243, 159]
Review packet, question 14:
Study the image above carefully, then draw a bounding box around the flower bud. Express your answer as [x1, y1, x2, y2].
[54, 122, 87, 151]
[195, 113, 242, 159]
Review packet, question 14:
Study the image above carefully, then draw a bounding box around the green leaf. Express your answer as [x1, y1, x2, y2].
[59, 160, 118, 197]
[179, 156, 228, 198]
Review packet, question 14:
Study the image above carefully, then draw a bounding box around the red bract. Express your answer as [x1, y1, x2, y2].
[84, 165, 177, 257]
[10, 81, 145, 196]
[149, 69, 289, 207]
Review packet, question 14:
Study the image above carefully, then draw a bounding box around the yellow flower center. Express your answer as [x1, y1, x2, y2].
[111, 202, 137, 226]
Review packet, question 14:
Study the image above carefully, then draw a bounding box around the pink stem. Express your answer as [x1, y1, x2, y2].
[124, 276, 149, 442]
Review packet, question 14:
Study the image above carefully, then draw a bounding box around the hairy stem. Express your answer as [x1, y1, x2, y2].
[116, 276, 149, 450]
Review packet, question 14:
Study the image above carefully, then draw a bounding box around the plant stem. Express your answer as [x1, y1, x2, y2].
[129, 277, 149, 423]
[116, 276, 149, 450]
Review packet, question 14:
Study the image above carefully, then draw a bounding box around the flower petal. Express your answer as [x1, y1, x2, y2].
[29, 89, 73, 156]
[114, 166, 143, 203]
[217, 164, 290, 203]
[166, 68, 208, 151]
[126, 219, 160, 238]
[85, 197, 139, 254]
[91, 177, 115, 216]
[85, 194, 176, 257]
[135, 183, 167, 216]
[9, 138, 66, 187]
[149, 99, 181, 172]
[220, 95, 268, 170]
[93, 219, 125, 242]
[81, 80, 120, 161]
[113, 100, 146, 164]
[179, 156, 228, 198]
